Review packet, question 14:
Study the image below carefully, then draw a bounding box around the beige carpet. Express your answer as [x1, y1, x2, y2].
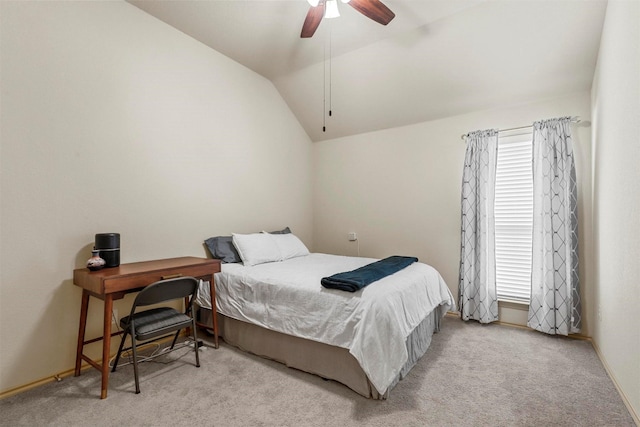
[0, 317, 635, 426]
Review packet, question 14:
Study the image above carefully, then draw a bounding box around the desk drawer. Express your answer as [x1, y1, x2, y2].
[103, 264, 220, 294]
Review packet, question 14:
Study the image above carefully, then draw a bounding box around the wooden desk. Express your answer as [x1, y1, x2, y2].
[73, 256, 221, 399]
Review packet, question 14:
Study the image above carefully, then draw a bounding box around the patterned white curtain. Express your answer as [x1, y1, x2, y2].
[528, 117, 581, 335]
[459, 129, 499, 324]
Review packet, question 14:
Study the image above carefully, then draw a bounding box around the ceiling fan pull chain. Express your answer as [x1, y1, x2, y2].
[323, 26, 327, 132]
[329, 23, 333, 118]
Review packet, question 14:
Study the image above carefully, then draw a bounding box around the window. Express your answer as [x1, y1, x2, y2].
[494, 133, 533, 303]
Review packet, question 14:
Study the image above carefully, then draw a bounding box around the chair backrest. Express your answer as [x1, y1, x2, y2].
[132, 276, 199, 309]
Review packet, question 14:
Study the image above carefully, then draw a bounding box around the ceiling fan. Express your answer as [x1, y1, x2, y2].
[301, 0, 396, 38]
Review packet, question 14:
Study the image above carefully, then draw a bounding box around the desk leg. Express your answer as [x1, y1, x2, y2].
[209, 275, 219, 349]
[101, 294, 113, 399]
[74, 290, 90, 376]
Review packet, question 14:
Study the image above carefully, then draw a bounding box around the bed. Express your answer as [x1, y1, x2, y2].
[195, 233, 454, 399]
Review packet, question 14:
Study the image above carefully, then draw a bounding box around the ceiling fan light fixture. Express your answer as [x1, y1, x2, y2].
[301, 0, 395, 38]
[307, 0, 320, 6]
[324, 0, 340, 19]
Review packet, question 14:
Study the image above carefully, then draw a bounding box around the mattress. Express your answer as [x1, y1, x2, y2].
[196, 253, 454, 395]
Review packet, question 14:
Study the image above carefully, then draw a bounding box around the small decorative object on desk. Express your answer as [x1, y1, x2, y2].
[87, 249, 106, 271]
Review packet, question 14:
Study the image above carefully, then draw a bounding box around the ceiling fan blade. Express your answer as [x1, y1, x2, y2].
[301, 1, 325, 38]
[348, 0, 395, 26]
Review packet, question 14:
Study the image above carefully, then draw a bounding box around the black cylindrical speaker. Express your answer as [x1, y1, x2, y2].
[94, 233, 120, 268]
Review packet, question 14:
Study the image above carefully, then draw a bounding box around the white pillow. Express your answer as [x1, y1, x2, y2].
[267, 232, 310, 261]
[232, 233, 281, 266]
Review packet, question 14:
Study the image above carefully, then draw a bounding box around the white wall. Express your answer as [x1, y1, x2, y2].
[0, 1, 312, 393]
[313, 92, 593, 331]
[591, 0, 640, 419]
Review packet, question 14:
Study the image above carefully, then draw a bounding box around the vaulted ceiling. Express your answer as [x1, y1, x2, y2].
[128, 0, 607, 142]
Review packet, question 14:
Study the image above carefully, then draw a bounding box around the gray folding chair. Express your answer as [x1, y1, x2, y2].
[111, 276, 200, 394]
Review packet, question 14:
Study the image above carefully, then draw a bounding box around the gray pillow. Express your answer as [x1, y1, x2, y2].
[270, 227, 291, 235]
[204, 236, 240, 263]
[204, 227, 291, 263]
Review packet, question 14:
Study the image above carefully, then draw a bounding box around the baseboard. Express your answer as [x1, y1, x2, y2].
[448, 311, 592, 341]
[497, 319, 593, 341]
[0, 361, 92, 400]
[0, 335, 183, 400]
[591, 340, 640, 426]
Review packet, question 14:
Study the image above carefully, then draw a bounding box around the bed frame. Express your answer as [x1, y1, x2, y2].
[196, 306, 442, 399]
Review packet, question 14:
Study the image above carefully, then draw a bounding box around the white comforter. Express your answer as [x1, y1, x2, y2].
[197, 253, 454, 394]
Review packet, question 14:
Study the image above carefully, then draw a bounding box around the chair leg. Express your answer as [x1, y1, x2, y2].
[170, 330, 180, 350]
[130, 329, 140, 394]
[111, 329, 128, 373]
[192, 318, 200, 368]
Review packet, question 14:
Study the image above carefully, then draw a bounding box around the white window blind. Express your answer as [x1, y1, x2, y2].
[494, 135, 533, 303]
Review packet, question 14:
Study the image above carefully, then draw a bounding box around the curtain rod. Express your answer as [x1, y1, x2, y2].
[460, 116, 581, 141]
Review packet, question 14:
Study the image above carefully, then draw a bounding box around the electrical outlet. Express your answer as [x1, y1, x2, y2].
[348, 232, 357, 241]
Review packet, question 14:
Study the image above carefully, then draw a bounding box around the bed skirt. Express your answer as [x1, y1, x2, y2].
[196, 306, 441, 399]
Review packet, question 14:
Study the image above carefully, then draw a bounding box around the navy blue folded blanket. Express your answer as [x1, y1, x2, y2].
[321, 256, 419, 292]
